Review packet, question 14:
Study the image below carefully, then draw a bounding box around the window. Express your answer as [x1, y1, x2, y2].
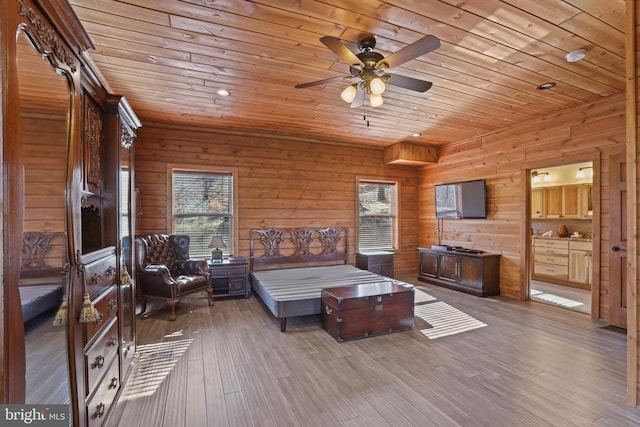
[171, 169, 235, 259]
[358, 180, 398, 251]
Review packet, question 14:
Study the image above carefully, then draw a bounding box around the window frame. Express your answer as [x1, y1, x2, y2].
[167, 165, 239, 260]
[356, 178, 400, 252]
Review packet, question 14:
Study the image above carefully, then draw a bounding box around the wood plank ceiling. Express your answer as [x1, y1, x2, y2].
[67, 0, 625, 148]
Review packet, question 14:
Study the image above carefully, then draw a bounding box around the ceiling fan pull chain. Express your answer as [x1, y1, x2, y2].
[363, 111, 370, 127]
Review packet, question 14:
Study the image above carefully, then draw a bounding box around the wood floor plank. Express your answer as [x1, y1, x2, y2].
[106, 276, 640, 426]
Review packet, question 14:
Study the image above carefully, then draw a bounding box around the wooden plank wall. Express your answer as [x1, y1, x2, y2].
[419, 93, 626, 306]
[22, 113, 67, 269]
[133, 129, 420, 276]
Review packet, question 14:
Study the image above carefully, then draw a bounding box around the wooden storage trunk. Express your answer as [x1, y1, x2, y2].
[321, 281, 414, 342]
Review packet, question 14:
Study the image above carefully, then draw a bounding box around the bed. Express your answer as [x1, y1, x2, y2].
[249, 227, 413, 332]
[20, 232, 66, 323]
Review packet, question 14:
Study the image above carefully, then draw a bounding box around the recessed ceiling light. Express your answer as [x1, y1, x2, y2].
[537, 82, 556, 90]
[217, 89, 230, 96]
[566, 48, 587, 63]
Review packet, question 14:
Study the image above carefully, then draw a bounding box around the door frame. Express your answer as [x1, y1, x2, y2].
[521, 158, 601, 319]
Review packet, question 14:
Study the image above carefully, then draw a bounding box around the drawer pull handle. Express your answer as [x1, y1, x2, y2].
[108, 337, 118, 347]
[108, 299, 117, 310]
[108, 376, 118, 390]
[91, 273, 103, 286]
[92, 355, 105, 369]
[94, 402, 105, 418]
[105, 266, 115, 276]
[325, 305, 332, 315]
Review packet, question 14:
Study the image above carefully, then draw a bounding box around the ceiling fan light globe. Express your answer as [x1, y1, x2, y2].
[370, 93, 384, 107]
[341, 85, 357, 103]
[369, 77, 386, 95]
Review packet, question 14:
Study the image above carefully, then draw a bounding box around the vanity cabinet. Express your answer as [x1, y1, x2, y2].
[532, 238, 592, 289]
[418, 248, 501, 296]
[533, 239, 569, 279]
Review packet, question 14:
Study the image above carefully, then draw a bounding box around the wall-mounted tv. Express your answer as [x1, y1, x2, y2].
[435, 179, 487, 219]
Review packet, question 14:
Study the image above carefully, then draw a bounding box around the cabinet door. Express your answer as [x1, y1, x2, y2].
[544, 186, 563, 218]
[568, 250, 589, 284]
[419, 251, 438, 277]
[228, 276, 247, 294]
[438, 254, 457, 282]
[457, 256, 482, 287]
[580, 184, 593, 218]
[83, 96, 103, 195]
[531, 189, 544, 218]
[562, 185, 580, 218]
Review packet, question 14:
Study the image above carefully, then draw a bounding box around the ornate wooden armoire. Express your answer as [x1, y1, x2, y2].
[1, 0, 141, 425]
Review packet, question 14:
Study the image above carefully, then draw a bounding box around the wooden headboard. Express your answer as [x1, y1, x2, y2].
[20, 232, 67, 282]
[249, 227, 349, 271]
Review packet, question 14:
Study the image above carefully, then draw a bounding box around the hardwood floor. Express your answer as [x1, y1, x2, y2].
[105, 276, 640, 427]
[24, 309, 70, 404]
[530, 280, 592, 315]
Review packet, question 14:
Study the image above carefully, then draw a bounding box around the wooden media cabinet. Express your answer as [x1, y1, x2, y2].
[418, 248, 501, 297]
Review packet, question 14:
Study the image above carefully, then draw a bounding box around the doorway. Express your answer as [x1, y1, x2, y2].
[529, 162, 594, 315]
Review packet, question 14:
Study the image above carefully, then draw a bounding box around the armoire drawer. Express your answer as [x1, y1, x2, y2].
[85, 317, 119, 395]
[83, 285, 118, 346]
[85, 356, 120, 427]
[83, 249, 117, 299]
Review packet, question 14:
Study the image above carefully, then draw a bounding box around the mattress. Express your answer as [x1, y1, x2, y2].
[250, 264, 403, 319]
[20, 284, 63, 323]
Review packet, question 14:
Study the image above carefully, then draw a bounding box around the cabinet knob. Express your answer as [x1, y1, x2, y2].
[611, 246, 624, 252]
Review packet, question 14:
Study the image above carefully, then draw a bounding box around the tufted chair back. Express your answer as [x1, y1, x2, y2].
[139, 234, 178, 275]
[169, 235, 190, 261]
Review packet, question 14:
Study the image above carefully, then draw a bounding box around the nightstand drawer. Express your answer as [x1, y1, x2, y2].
[209, 266, 247, 277]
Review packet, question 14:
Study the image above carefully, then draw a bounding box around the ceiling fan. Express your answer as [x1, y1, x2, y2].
[295, 34, 440, 108]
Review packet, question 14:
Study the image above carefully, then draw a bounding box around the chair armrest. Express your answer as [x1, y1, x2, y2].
[138, 265, 177, 297]
[175, 259, 208, 276]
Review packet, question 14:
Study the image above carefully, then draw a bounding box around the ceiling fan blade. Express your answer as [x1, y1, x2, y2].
[320, 36, 363, 66]
[350, 87, 366, 108]
[386, 74, 433, 92]
[295, 75, 347, 89]
[376, 35, 440, 69]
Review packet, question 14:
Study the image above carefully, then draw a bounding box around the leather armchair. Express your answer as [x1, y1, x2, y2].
[134, 234, 212, 320]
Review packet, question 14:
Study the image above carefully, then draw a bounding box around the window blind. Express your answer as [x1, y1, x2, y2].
[172, 171, 233, 258]
[358, 181, 397, 251]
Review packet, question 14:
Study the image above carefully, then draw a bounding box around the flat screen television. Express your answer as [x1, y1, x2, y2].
[435, 179, 487, 219]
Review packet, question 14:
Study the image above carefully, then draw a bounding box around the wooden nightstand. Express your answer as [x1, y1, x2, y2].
[356, 251, 394, 278]
[208, 259, 250, 298]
